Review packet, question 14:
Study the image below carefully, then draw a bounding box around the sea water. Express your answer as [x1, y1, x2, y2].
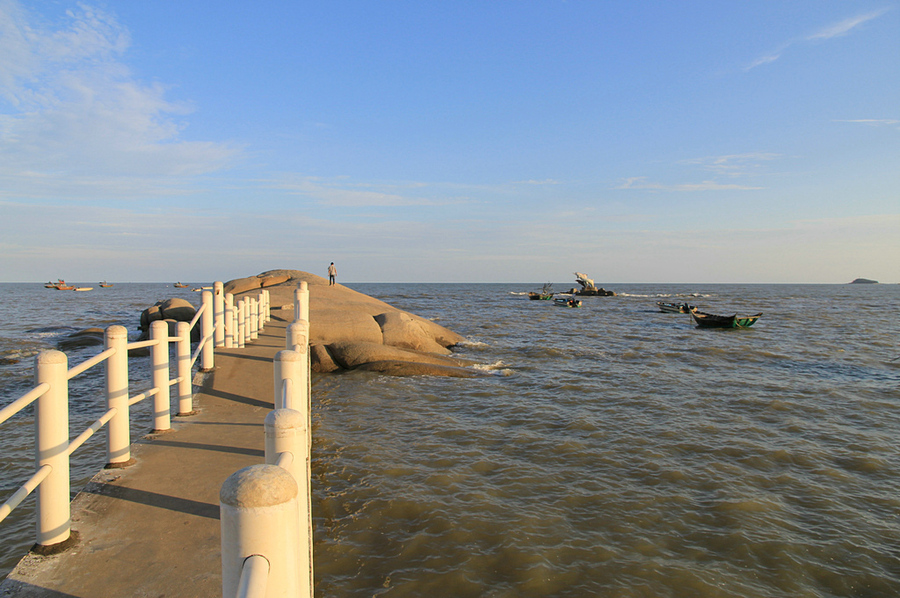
[1, 282, 899, 596]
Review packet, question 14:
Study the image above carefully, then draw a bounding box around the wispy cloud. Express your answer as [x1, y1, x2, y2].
[0, 1, 238, 198]
[617, 152, 777, 192]
[513, 179, 561, 186]
[744, 9, 888, 71]
[271, 175, 466, 207]
[806, 9, 888, 41]
[615, 177, 761, 192]
[833, 118, 900, 130]
[678, 153, 782, 177]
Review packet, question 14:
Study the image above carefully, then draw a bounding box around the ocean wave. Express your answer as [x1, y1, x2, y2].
[472, 361, 514, 376]
[618, 292, 712, 298]
[457, 339, 490, 349]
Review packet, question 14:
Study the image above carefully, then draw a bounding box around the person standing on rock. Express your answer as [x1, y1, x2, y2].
[328, 262, 337, 285]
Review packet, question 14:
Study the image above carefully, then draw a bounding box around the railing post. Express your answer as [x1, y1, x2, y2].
[150, 320, 171, 432]
[176, 321, 194, 416]
[257, 291, 265, 333]
[294, 281, 309, 323]
[34, 350, 71, 548]
[214, 281, 225, 347]
[265, 409, 313, 596]
[220, 465, 303, 598]
[250, 297, 259, 340]
[235, 299, 247, 349]
[201, 289, 215, 371]
[105, 325, 133, 468]
[273, 350, 304, 411]
[286, 320, 309, 353]
[225, 293, 234, 348]
[264, 289, 271, 323]
[243, 298, 251, 345]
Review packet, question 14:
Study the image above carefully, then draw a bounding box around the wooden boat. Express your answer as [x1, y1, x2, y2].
[174, 283, 189, 288]
[554, 297, 582, 308]
[99, 281, 113, 287]
[691, 311, 761, 328]
[528, 283, 554, 300]
[54, 282, 75, 290]
[657, 301, 696, 313]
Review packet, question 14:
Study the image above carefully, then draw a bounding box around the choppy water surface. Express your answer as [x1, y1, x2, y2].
[313, 283, 900, 597]
[2, 282, 899, 596]
[0, 283, 204, 577]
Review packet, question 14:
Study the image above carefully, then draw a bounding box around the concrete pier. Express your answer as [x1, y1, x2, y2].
[0, 312, 293, 597]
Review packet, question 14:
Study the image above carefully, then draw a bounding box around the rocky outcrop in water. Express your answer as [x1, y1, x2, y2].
[849, 278, 878, 284]
[137, 298, 199, 341]
[225, 269, 478, 377]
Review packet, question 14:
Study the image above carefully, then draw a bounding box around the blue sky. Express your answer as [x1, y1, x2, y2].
[0, 1, 897, 283]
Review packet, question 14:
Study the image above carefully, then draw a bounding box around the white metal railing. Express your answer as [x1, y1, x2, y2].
[221, 281, 312, 598]
[0, 284, 272, 554]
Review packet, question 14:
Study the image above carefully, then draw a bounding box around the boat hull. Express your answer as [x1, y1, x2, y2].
[691, 311, 761, 328]
[554, 298, 582, 308]
[657, 302, 695, 313]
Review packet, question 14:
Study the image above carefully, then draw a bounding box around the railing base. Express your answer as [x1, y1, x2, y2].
[175, 411, 198, 417]
[104, 458, 137, 469]
[31, 531, 80, 556]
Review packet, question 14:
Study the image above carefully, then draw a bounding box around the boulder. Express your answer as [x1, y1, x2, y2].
[325, 341, 471, 370]
[138, 298, 198, 341]
[57, 328, 105, 350]
[261, 274, 291, 288]
[375, 311, 448, 354]
[224, 276, 264, 295]
[225, 269, 470, 377]
[310, 344, 340, 373]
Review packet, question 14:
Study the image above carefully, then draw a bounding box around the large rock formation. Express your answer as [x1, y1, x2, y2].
[225, 269, 479, 377]
[138, 298, 199, 341]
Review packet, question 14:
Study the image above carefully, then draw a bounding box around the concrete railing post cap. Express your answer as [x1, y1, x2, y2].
[274, 349, 304, 363]
[264, 408, 305, 431]
[220, 464, 298, 508]
[106, 325, 128, 338]
[35, 349, 67, 365]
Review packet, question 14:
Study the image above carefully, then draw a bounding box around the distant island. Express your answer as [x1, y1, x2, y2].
[849, 278, 878, 284]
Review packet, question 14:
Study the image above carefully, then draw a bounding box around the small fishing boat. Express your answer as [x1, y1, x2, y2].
[54, 282, 75, 290]
[657, 301, 696, 313]
[99, 281, 113, 288]
[45, 279, 66, 288]
[72, 287, 94, 292]
[528, 283, 554, 300]
[174, 283, 189, 288]
[691, 311, 761, 328]
[554, 297, 582, 308]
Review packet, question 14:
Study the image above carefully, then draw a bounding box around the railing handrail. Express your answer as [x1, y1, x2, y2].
[0, 464, 52, 525]
[67, 347, 117, 380]
[0, 382, 50, 426]
[237, 554, 269, 598]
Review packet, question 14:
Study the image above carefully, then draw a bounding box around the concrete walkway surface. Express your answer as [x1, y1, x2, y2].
[0, 312, 294, 598]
